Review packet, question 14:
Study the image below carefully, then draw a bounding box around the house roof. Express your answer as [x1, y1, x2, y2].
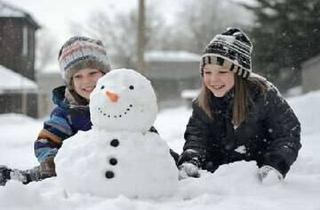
[0, 0, 40, 29]
[145, 50, 201, 62]
[0, 65, 38, 93]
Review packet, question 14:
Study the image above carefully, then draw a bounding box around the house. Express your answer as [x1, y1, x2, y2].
[301, 54, 320, 93]
[0, 0, 40, 80]
[144, 50, 201, 108]
[0, 65, 38, 116]
[0, 1, 41, 117]
[36, 69, 64, 116]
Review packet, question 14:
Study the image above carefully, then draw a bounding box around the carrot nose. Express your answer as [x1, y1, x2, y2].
[105, 90, 119, 103]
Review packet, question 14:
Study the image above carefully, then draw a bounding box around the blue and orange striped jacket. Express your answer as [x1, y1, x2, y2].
[34, 86, 92, 163]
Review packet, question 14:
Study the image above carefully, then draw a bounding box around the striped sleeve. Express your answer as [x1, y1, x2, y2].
[34, 107, 76, 163]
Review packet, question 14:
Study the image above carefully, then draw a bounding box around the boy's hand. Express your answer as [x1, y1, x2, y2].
[0, 166, 11, 186]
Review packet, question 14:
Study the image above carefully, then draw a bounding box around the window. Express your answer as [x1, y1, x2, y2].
[22, 26, 28, 56]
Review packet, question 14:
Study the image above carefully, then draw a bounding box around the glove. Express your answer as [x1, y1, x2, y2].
[258, 165, 283, 185]
[0, 158, 57, 186]
[0, 165, 11, 186]
[1, 166, 39, 185]
[1, 165, 39, 185]
[39, 157, 57, 179]
[178, 162, 200, 180]
[10, 166, 46, 185]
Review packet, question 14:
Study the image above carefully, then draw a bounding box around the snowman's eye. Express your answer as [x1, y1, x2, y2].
[101, 85, 105, 90]
[129, 85, 134, 90]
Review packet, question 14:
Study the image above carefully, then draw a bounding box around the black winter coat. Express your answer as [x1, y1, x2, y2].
[178, 83, 301, 177]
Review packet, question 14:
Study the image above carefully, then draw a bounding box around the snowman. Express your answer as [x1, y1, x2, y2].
[56, 69, 179, 198]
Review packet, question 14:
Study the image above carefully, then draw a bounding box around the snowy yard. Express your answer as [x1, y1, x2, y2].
[0, 91, 319, 210]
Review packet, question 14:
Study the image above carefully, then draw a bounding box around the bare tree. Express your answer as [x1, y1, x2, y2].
[70, 3, 163, 70]
[137, 0, 146, 74]
[35, 29, 59, 72]
[159, 0, 252, 53]
[68, 0, 252, 67]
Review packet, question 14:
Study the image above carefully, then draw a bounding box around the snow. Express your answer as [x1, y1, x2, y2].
[145, 51, 200, 62]
[57, 130, 178, 198]
[0, 0, 26, 17]
[0, 89, 320, 209]
[234, 145, 247, 154]
[0, 65, 38, 92]
[285, 86, 303, 97]
[181, 89, 200, 100]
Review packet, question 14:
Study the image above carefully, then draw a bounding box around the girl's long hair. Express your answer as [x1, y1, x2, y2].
[196, 73, 268, 126]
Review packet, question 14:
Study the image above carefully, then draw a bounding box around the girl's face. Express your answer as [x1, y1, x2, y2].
[72, 68, 104, 100]
[203, 64, 235, 97]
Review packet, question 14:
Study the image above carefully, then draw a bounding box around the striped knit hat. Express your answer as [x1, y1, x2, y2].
[58, 36, 111, 87]
[200, 27, 252, 79]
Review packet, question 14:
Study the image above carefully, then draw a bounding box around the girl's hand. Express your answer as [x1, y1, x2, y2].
[258, 165, 283, 185]
[178, 162, 200, 180]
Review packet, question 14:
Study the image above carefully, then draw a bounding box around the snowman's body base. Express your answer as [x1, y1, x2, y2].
[57, 129, 179, 198]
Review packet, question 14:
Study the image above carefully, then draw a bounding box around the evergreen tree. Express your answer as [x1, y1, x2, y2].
[243, 0, 320, 91]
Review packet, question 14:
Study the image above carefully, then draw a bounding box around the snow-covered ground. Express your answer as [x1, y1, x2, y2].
[0, 91, 320, 210]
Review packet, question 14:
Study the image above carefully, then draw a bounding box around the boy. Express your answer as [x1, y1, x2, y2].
[0, 36, 111, 185]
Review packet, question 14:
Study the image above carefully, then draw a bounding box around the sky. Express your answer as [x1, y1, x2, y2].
[8, 0, 136, 43]
[0, 90, 319, 209]
[4, 0, 255, 73]
[7, 0, 254, 46]
[5, 0, 181, 72]
[8, 0, 180, 45]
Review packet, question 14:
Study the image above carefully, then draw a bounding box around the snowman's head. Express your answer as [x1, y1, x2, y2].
[90, 68, 158, 132]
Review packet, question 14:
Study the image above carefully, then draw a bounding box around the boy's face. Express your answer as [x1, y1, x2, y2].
[72, 68, 104, 100]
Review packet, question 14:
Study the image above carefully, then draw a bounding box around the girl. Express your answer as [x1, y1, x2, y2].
[177, 28, 301, 184]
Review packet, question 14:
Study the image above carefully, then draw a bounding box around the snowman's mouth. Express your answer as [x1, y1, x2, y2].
[97, 104, 133, 119]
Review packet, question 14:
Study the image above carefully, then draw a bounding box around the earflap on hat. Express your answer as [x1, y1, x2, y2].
[200, 27, 253, 79]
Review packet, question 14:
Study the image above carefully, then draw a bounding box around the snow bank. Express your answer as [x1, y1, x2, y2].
[288, 90, 320, 135]
[0, 91, 319, 210]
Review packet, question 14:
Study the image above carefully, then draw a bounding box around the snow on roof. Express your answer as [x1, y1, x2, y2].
[0, 65, 38, 92]
[145, 50, 201, 62]
[0, 0, 27, 17]
[0, 0, 40, 28]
